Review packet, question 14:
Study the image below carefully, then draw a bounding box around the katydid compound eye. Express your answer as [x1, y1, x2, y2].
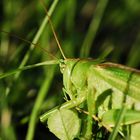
[60, 63, 66, 73]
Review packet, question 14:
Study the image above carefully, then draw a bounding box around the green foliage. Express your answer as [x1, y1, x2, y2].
[0, 0, 140, 140]
[102, 109, 140, 126]
[48, 109, 81, 140]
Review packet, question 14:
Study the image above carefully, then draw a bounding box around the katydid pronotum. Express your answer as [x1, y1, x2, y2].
[1, 1, 140, 140]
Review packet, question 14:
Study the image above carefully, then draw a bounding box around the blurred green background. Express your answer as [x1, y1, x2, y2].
[0, 0, 140, 139]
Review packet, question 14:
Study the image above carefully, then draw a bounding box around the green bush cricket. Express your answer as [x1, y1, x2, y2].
[40, 54, 140, 139]
[39, 1, 140, 140]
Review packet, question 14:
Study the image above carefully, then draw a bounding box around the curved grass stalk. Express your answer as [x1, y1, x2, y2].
[0, 60, 59, 79]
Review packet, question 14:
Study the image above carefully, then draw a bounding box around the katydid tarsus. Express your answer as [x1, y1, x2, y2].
[1, 1, 140, 140]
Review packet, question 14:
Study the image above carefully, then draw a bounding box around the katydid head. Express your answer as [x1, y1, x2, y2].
[59, 59, 80, 98]
[60, 59, 79, 74]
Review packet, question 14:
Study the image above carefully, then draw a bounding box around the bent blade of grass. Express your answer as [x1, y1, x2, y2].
[108, 105, 127, 140]
[4, 0, 59, 96]
[0, 60, 59, 79]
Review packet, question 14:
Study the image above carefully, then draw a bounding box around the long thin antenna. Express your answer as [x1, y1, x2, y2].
[40, 0, 66, 59]
[1, 29, 58, 60]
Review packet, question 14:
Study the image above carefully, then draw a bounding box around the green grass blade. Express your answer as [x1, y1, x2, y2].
[109, 106, 126, 140]
[66, 0, 76, 33]
[26, 65, 56, 140]
[98, 46, 114, 60]
[0, 60, 59, 79]
[126, 32, 140, 67]
[102, 109, 140, 126]
[80, 0, 109, 57]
